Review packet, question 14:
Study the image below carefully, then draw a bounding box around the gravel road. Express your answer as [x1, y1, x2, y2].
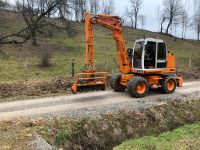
[0, 81, 200, 121]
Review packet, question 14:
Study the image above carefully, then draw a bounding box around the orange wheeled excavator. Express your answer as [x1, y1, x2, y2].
[71, 12, 183, 97]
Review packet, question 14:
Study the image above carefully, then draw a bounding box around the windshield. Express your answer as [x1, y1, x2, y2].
[134, 41, 144, 59]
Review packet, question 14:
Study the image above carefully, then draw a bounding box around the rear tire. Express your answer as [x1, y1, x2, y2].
[109, 74, 115, 89]
[160, 76, 177, 94]
[127, 76, 149, 98]
[110, 74, 125, 92]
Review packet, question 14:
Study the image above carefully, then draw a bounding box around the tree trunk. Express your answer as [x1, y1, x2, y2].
[47, 12, 51, 18]
[135, 14, 137, 29]
[161, 21, 164, 33]
[182, 27, 184, 39]
[166, 20, 172, 34]
[198, 31, 200, 41]
[130, 17, 134, 28]
[30, 26, 37, 46]
[184, 27, 187, 39]
[75, 10, 78, 22]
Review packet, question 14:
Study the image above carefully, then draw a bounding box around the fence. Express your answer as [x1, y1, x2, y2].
[176, 57, 200, 69]
[72, 57, 200, 77]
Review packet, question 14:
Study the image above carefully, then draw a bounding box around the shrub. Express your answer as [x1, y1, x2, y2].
[39, 43, 52, 67]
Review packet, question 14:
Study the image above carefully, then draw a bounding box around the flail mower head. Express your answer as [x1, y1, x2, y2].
[71, 70, 108, 94]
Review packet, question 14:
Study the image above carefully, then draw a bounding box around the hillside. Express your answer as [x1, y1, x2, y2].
[0, 11, 200, 82]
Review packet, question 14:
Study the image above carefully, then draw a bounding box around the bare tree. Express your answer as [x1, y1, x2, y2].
[160, 14, 166, 33]
[90, 0, 99, 14]
[125, 7, 134, 28]
[100, 0, 114, 15]
[139, 15, 146, 29]
[80, 0, 87, 21]
[45, 0, 57, 18]
[129, 0, 143, 29]
[181, 10, 189, 39]
[0, 0, 9, 10]
[193, 8, 200, 40]
[162, 0, 183, 34]
[57, 0, 71, 19]
[173, 21, 178, 37]
[71, 0, 87, 22]
[0, 0, 69, 45]
[16, 0, 61, 45]
[38, 0, 45, 14]
[72, 0, 80, 21]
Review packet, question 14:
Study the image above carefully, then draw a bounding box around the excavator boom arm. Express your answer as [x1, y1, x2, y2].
[84, 12, 131, 73]
[85, 13, 94, 69]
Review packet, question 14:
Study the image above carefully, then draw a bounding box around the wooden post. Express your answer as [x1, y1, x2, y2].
[72, 59, 75, 77]
[24, 60, 28, 81]
[189, 58, 192, 68]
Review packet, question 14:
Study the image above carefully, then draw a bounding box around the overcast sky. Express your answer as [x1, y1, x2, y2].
[114, 0, 163, 32]
[8, 0, 197, 39]
[113, 0, 196, 39]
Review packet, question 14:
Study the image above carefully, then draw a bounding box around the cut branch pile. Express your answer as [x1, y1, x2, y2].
[0, 77, 72, 98]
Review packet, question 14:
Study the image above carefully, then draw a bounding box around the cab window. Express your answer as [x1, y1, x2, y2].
[157, 43, 166, 60]
[134, 41, 144, 59]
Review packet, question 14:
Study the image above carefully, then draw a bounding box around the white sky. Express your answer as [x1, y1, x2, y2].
[114, 0, 163, 31]
[113, 0, 196, 39]
[8, 0, 197, 39]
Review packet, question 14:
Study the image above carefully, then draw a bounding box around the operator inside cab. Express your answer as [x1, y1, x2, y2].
[144, 42, 156, 69]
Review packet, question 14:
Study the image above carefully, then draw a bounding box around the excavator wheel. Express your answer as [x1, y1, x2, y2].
[109, 74, 115, 89]
[110, 74, 126, 92]
[160, 76, 177, 94]
[127, 76, 149, 98]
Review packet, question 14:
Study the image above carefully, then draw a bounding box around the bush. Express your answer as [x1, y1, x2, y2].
[39, 43, 52, 67]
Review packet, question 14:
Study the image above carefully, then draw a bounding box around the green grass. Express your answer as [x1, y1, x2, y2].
[114, 123, 200, 150]
[0, 11, 200, 82]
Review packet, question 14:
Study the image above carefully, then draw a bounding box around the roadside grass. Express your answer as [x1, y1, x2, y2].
[0, 11, 200, 82]
[0, 121, 33, 150]
[114, 123, 200, 150]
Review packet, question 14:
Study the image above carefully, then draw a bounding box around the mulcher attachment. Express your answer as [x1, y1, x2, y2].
[71, 71, 108, 94]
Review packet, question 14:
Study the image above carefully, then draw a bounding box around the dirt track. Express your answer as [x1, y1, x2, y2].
[0, 81, 200, 121]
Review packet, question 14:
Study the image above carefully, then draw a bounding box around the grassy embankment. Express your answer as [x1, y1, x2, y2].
[0, 11, 200, 82]
[114, 123, 200, 150]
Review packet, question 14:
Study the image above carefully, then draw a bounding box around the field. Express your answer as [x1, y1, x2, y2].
[114, 123, 200, 150]
[0, 11, 200, 82]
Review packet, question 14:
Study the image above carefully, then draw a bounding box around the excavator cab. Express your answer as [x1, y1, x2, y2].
[132, 38, 167, 70]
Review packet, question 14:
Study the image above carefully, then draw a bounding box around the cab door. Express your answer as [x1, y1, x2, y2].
[156, 42, 167, 68]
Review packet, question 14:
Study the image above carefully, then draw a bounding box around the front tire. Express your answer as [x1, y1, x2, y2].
[127, 76, 149, 98]
[110, 74, 125, 92]
[160, 76, 177, 94]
